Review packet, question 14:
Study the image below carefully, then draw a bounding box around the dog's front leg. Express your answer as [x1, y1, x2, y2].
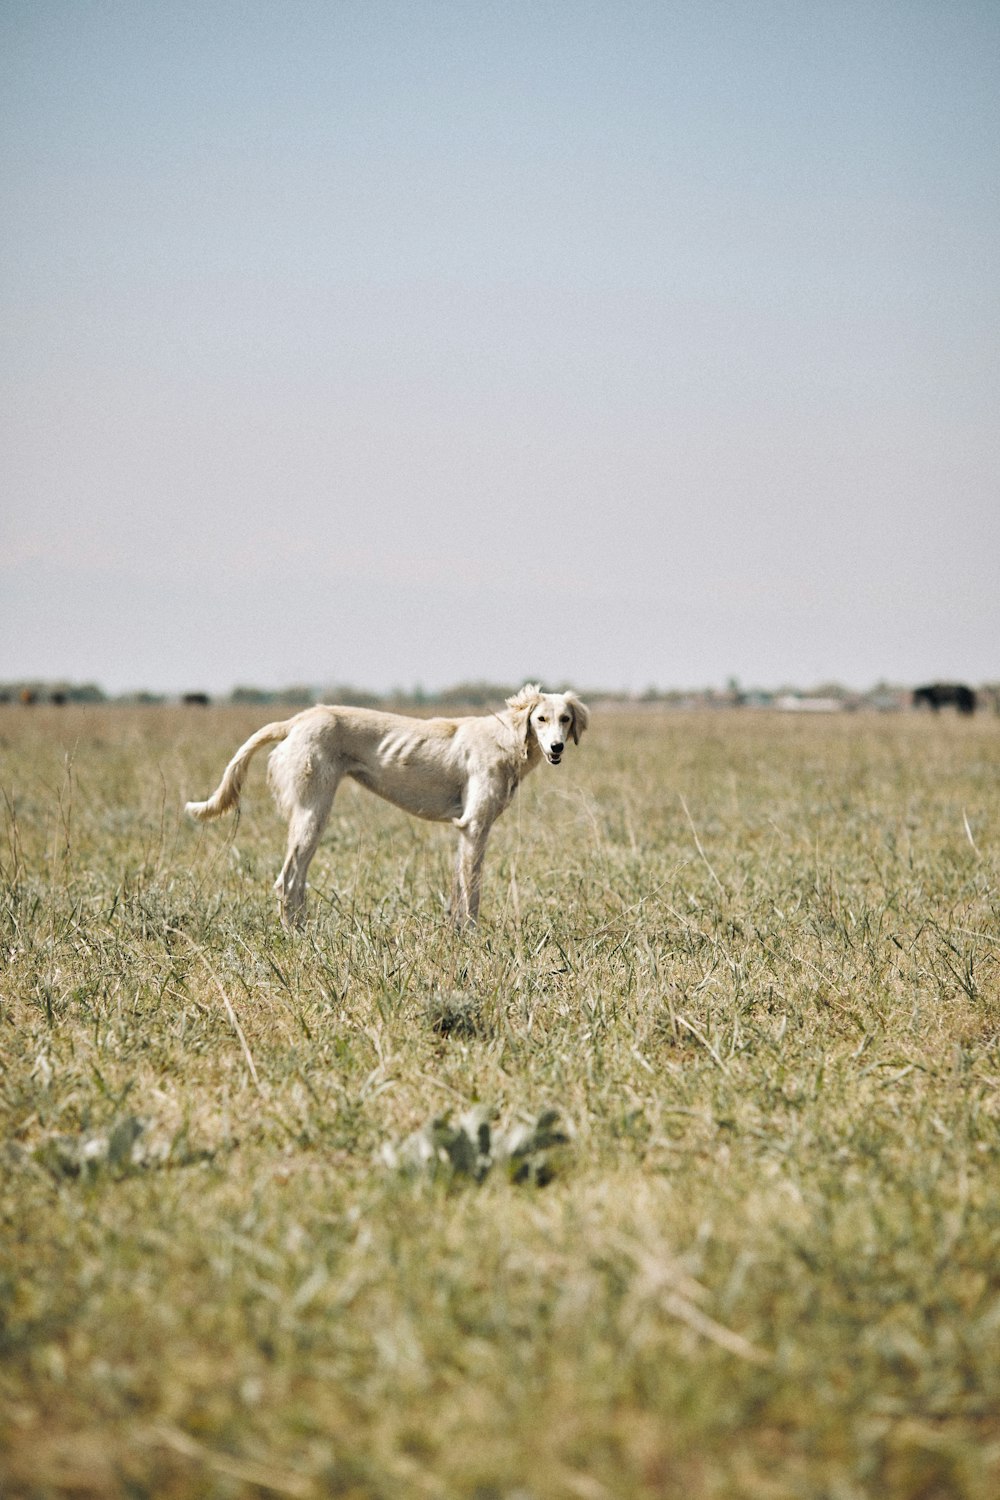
[450, 821, 491, 928]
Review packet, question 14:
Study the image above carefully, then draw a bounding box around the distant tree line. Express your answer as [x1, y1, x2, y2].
[3, 679, 998, 712]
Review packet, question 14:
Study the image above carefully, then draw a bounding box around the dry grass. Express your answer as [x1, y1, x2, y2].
[2, 702, 999, 1499]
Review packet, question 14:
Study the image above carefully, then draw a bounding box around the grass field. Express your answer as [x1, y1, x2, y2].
[2, 701, 999, 1499]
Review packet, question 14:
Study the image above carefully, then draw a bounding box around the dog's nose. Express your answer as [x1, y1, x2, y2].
[550, 741, 564, 755]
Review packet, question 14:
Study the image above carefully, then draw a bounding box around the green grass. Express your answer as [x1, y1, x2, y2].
[1, 702, 999, 1499]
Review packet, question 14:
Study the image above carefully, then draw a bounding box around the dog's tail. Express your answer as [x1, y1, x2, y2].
[185, 720, 291, 822]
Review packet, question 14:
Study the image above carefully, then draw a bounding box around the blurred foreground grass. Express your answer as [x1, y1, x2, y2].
[1, 703, 999, 1499]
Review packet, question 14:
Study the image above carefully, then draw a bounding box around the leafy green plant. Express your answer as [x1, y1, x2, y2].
[381, 1105, 571, 1184]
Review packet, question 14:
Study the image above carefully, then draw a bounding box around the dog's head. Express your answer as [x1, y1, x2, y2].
[506, 684, 590, 766]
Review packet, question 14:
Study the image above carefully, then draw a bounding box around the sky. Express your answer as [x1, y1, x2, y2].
[2, 1, 998, 697]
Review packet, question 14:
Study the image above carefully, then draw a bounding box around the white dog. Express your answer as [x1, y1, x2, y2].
[185, 684, 589, 927]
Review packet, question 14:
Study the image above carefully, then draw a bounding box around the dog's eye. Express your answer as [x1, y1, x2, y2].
[537, 715, 548, 723]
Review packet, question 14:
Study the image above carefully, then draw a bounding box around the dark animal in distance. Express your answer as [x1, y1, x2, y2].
[913, 683, 976, 715]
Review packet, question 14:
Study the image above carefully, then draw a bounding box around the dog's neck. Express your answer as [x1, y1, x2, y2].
[522, 734, 545, 771]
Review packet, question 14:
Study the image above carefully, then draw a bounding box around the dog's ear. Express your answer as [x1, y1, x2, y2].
[506, 683, 542, 744]
[506, 683, 542, 713]
[565, 693, 589, 745]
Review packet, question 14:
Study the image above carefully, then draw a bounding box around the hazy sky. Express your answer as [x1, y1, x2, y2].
[3, 1, 998, 695]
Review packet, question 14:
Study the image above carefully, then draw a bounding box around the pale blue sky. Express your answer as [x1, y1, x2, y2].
[3, 1, 998, 694]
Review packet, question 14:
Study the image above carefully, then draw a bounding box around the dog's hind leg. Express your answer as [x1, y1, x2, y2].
[274, 781, 338, 928]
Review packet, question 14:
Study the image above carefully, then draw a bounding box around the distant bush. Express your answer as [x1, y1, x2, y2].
[0, 681, 106, 704]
